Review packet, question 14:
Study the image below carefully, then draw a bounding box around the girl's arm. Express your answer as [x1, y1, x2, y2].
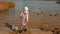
[20, 12, 23, 18]
[26, 13, 29, 22]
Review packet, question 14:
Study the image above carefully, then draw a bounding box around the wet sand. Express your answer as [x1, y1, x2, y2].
[0, 9, 60, 34]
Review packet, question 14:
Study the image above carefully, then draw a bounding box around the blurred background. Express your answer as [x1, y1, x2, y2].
[0, 0, 60, 34]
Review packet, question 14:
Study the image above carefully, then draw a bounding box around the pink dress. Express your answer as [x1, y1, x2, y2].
[21, 12, 29, 26]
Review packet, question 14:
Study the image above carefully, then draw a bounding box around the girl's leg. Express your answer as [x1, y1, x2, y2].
[19, 25, 23, 33]
[23, 25, 27, 32]
[20, 26, 23, 30]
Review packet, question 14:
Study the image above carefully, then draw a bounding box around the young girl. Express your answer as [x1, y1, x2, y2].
[20, 7, 29, 33]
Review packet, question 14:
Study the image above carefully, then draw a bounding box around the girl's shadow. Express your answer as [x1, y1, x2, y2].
[5, 23, 13, 30]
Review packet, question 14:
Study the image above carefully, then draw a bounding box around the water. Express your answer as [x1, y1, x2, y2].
[15, 1, 60, 10]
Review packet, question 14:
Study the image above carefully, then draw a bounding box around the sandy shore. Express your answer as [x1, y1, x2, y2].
[0, 8, 60, 34]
